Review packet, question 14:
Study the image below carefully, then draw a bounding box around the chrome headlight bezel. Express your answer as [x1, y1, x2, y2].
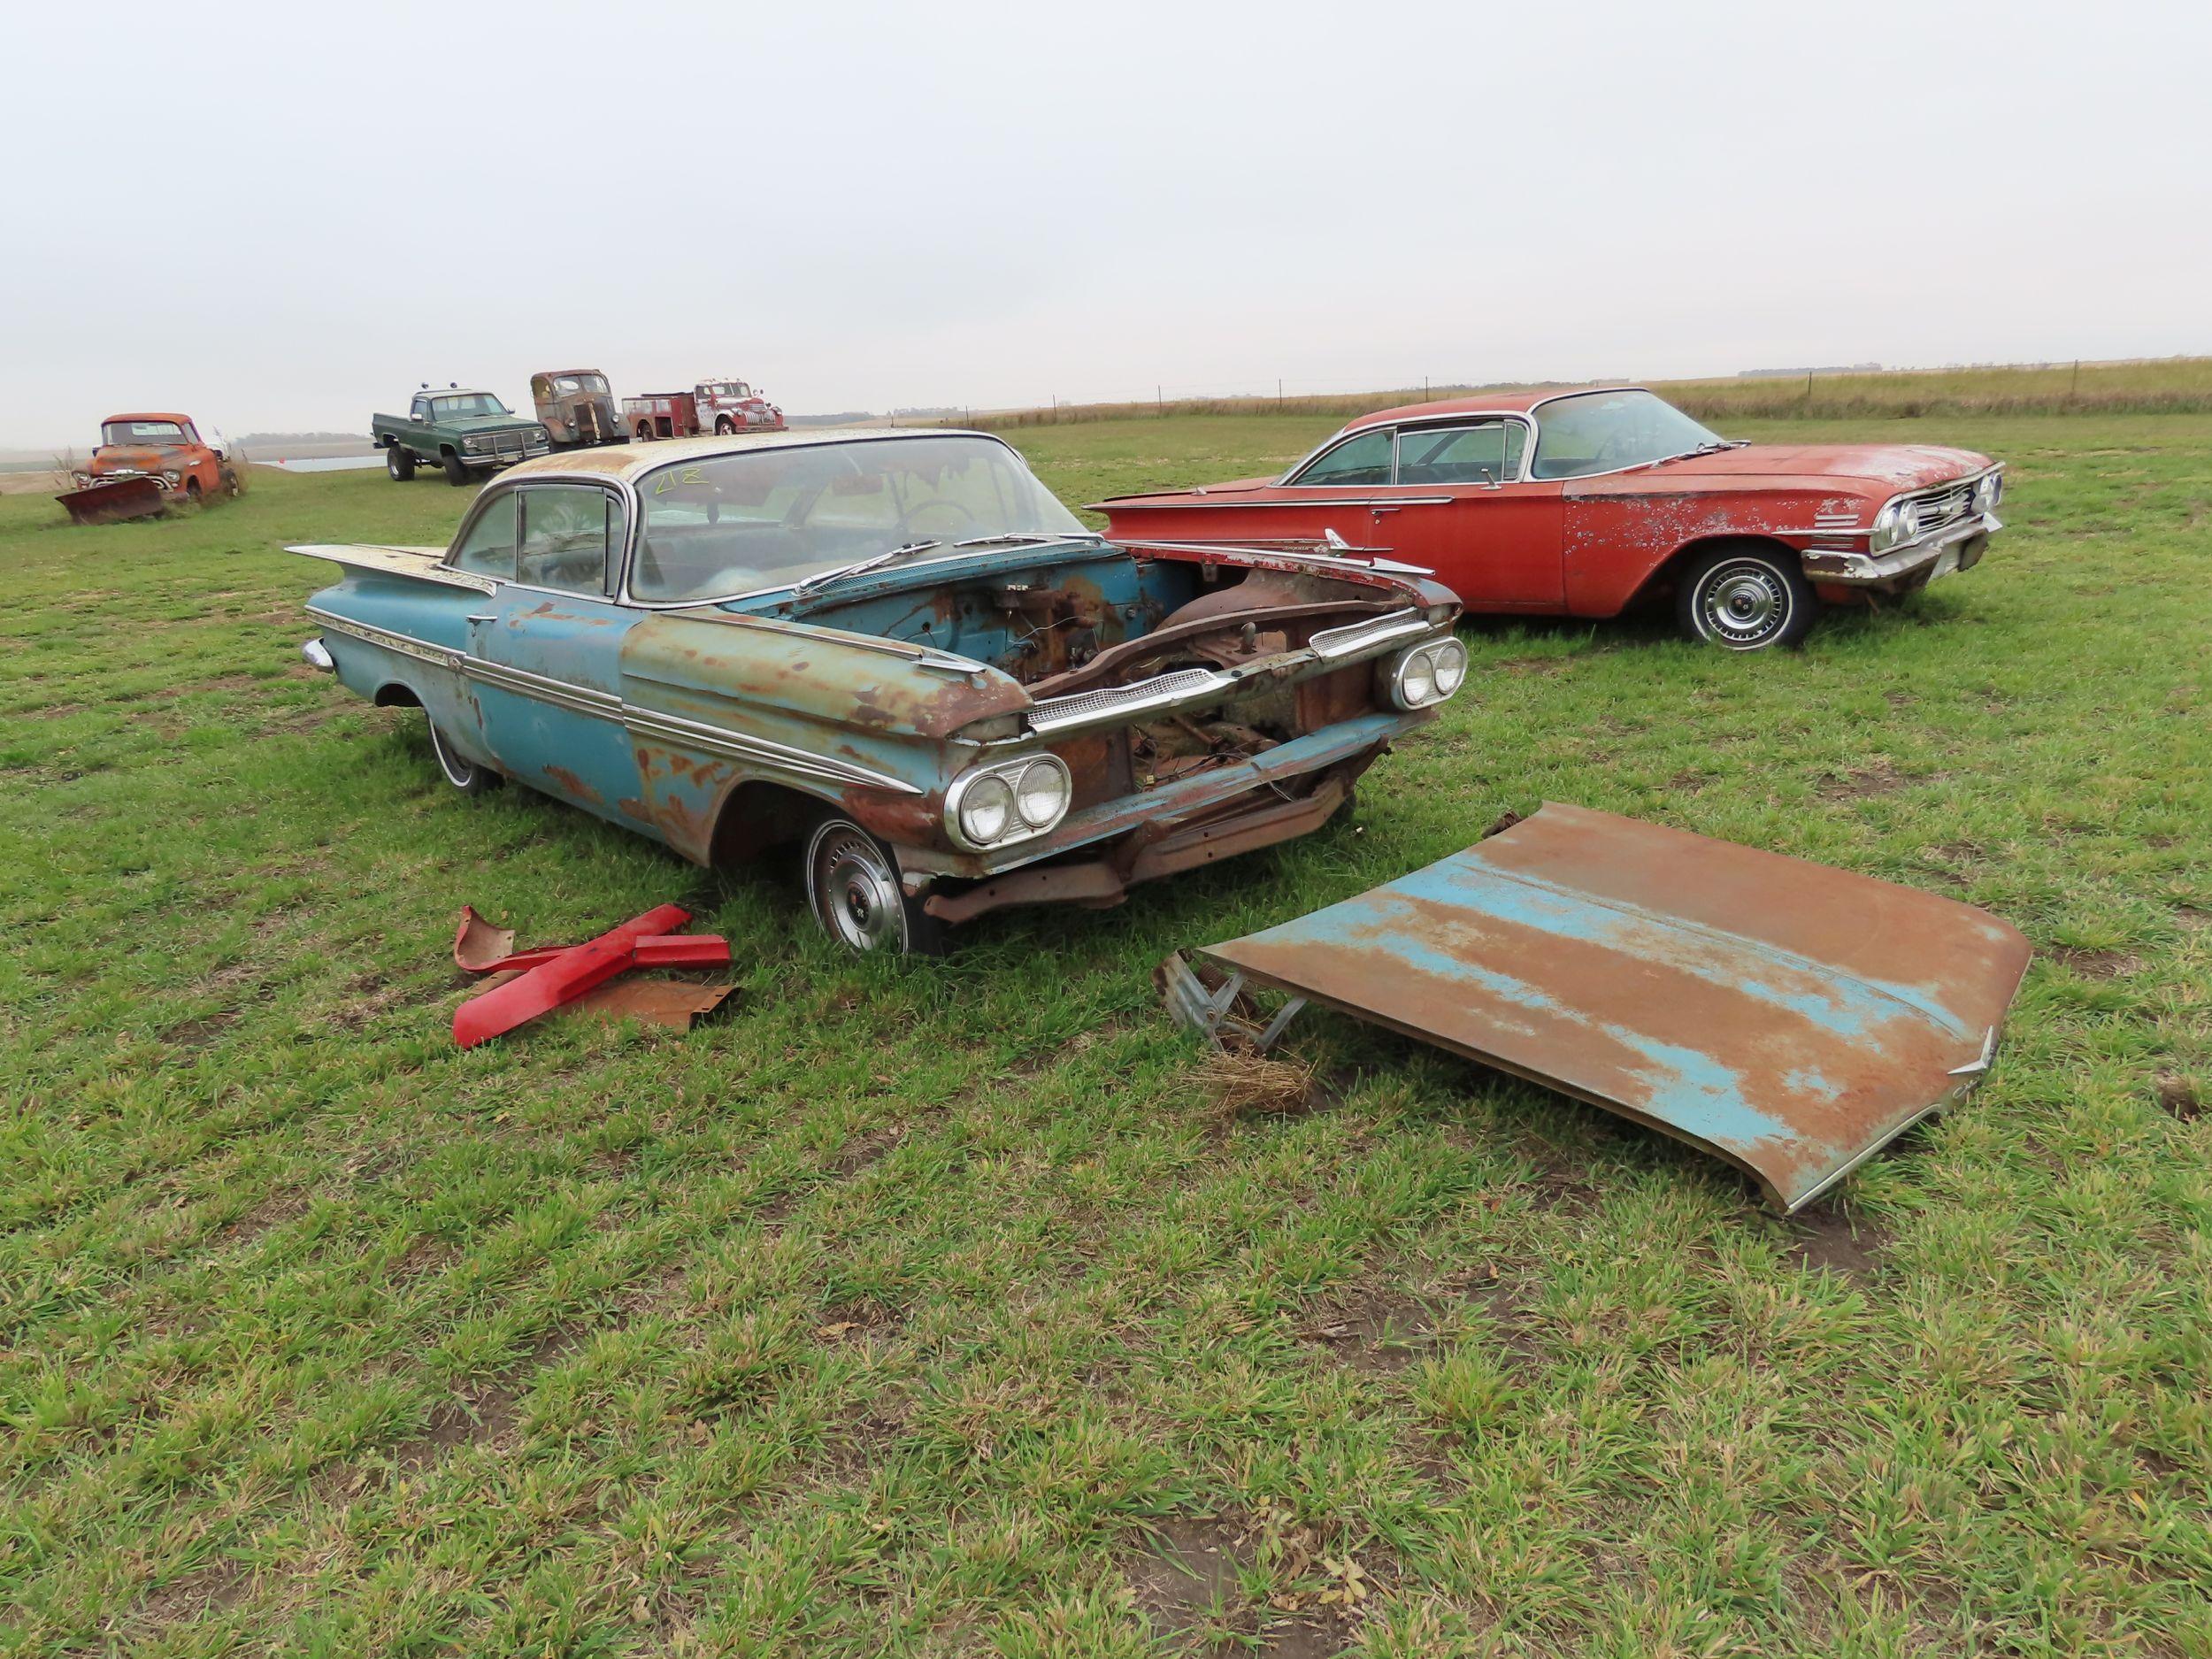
[463, 435, 488, 453]
[1870, 500, 1905, 552]
[1381, 635, 1470, 710]
[946, 753, 1071, 852]
[1973, 471, 2002, 514]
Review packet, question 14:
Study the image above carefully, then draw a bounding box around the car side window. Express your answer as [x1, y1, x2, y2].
[517, 485, 626, 596]
[1288, 428, 1394, 488]
[411, 396, 429, 420]
[449, 493, 518, 580]
[1395, 422, 1527, 486]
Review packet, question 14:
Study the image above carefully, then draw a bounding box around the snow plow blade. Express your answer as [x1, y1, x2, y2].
[1182, 803, 2032, 1211]
[56, 475, 165, 526]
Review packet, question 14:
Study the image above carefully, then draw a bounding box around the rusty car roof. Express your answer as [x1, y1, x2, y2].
[1345, 387, 1643, 430]
[101, 411, 196, 426]
[498, 427, 976, 485]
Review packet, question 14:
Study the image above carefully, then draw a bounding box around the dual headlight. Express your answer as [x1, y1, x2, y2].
[1382, 635, 1469, 710]
[1871, 499, 1911, 551]
[947, 754, 1072, 851]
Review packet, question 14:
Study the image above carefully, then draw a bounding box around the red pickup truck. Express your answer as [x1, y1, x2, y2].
[622, 378, 784, 442]
[1092, 387, 2004, 651]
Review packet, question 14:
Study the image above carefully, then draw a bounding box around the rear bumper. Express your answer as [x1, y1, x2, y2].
[1801, 512, 2000, 590]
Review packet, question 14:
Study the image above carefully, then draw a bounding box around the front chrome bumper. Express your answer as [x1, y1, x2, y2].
[899, 708, 1423, 884]
[1801, 512, 2001, 588]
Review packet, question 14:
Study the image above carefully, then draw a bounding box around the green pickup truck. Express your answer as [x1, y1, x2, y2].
[372, 388, 551, 485]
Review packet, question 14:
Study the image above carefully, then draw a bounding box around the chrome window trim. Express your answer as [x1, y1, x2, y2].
[445, 474, 642, 599]
[306, 606, 920, 796]
[1281, 427, 1398, 489]
[1279, 413, 1536, 488]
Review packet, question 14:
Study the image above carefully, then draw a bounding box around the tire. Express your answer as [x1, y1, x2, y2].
[428, 722, 500, 795]
[220, 466, 242, 496]
[635, 422, 654, 442]
[387, 444, 415, 481]
[184, 477, 203, 503]
[803, 818, 945, 956]
[714, 416, 735, 436]
[442, 450, 470, 487]
[1677, 544, 1816, 651]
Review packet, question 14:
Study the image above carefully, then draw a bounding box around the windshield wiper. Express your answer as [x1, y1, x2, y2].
[787, 540, 941, 597]
[1645, 440, 1746, 469]
[952, 531, 1100, 549]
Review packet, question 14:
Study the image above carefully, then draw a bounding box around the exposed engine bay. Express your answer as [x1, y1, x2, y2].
[790, 550, 1406, 793]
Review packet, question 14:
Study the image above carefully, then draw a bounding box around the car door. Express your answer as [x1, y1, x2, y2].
[469, 481, 655, 831]
[1368, 419, 1564, 607]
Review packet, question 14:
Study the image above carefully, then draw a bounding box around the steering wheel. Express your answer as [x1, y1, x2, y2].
[898, 498, 977, 538]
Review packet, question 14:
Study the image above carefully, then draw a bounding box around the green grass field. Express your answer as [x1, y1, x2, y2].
[3, 413, 2207, 1657]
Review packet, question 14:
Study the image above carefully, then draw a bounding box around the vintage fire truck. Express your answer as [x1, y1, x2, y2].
[621, 378, 784, 441]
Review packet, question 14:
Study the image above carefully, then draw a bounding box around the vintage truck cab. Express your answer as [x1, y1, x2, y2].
[530, 370, 626, 449]
[373, 386, 551, 485]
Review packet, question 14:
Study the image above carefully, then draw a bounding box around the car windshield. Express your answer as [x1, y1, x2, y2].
[1528, 390, 1724, 480]
[554, 375, 607, 396]
[632, 435, 1088, 603]
[103, 420, 187, 445]
[710, 383, 750, 398]
[429, 394, 511, 419]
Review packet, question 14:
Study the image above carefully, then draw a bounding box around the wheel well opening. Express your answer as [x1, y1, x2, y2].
[373, 682, 423, 709]
[1636, 534, 1801, 605]
[708, 780, 832, 867]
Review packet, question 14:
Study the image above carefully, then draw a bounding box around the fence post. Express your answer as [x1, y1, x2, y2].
[1156, 384, 1162, 417]
[1278, 378, 1283, 410]
[2070, 358, 2081, 400]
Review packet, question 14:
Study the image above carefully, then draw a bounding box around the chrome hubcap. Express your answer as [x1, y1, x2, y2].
[429, 724, 476, 788]
[810, 825, 903, 952]
[1699, 561, 1790, 648]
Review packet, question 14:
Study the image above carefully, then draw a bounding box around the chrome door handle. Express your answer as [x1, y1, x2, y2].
[1371, 505, 1402, 515]
[465, 613, 495, 624]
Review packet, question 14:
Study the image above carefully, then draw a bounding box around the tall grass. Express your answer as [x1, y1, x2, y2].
[973, 356, 2212, 429]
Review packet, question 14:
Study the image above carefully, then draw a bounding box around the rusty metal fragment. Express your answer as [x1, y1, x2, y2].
[1172, 803, 2032, 1211]
[450, 903, 735, 1047]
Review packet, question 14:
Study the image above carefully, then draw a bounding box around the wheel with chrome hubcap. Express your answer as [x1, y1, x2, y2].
[428, 721, 501, 795]
[804, 818, 945, 955]
[1678, 544, 1815, 651]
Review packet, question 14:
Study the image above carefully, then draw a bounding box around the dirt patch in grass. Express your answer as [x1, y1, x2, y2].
[2154, 1074, 2202, 1122]
[163, 1010, 242, 1049]
[134, 1555, 248, 1634]
[2170, 904, 2210, 933]
[1786, 1208, 1891, 1279]
[1816, 757, 1909, 802]
[1301, 1288, 1435, 1374]
[390, 1328, 583, 1470]
[1126, 1511, 1377, 1655]
[2049, 946, 2143, 979]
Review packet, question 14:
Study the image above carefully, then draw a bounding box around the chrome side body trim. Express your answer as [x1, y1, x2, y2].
[306, 607, 922, 795]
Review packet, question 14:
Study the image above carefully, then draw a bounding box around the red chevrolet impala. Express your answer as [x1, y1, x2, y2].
[1091, 388, 2004, 651]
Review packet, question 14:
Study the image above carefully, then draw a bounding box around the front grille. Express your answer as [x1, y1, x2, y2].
[1029, 668, 1223, 734]
[1901, 483, 1973, 537]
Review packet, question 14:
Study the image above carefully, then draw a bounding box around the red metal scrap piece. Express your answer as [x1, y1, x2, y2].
[450, 903, 733, 1048]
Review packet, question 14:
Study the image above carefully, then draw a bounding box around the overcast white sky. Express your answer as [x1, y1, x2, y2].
[6, 0, 2208, 447]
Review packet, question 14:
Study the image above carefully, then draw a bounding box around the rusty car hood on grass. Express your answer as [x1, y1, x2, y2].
[1193, 803, 2032, 1211]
